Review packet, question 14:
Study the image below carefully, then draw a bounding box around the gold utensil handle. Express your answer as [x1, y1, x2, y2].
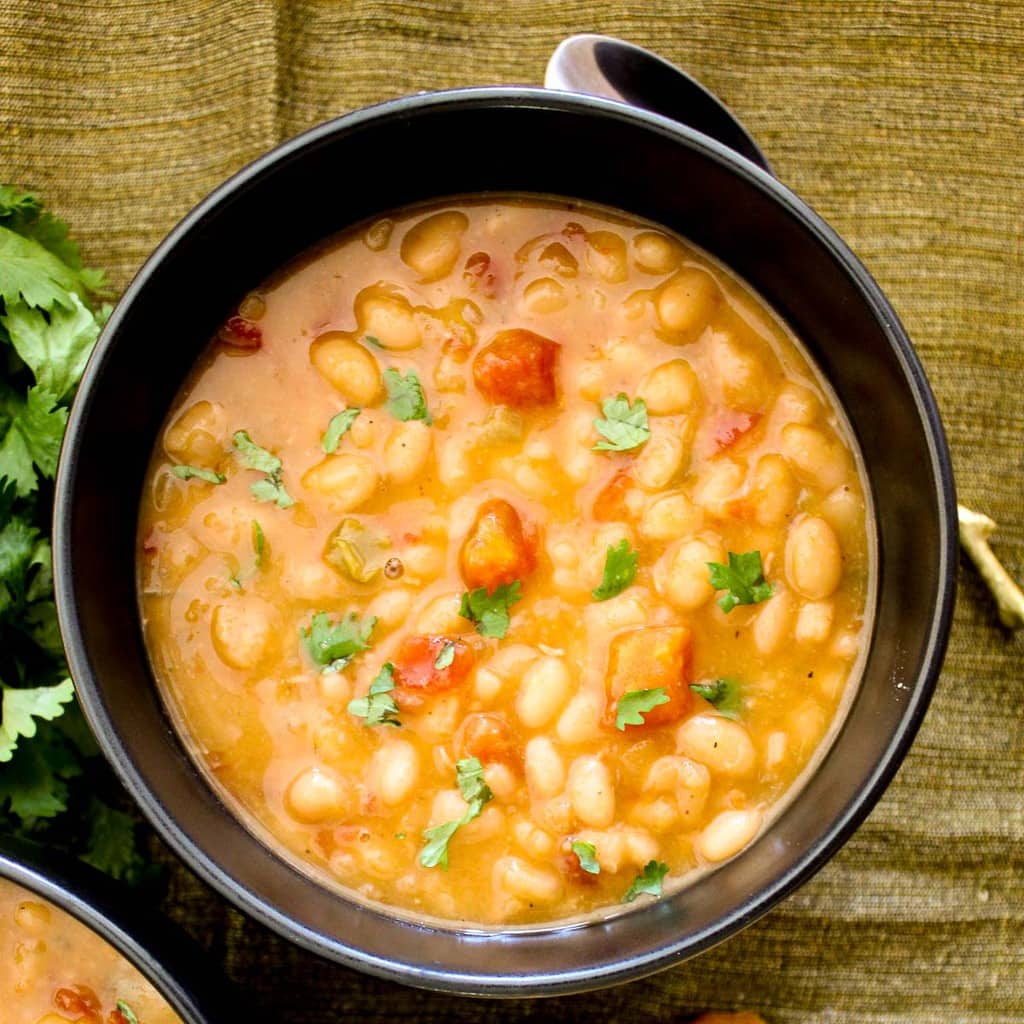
[958, 504, 1024, 629]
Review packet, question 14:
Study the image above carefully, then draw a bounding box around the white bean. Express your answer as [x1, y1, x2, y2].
[786, 515, 842, 599]
[638, 358, 701, 415]
[301, 453, 379, 510]
[371, 739, 419, 806]
[752, 589, 795, 656]
[211, 599, 274, 670]
[525, 737, 566, 797]
[286, 766, 351, 823]
[656, 268, 719, 336]
[696, 808, 763, 862]
[384, 421, 432, 484]
[633, 428, 687, 490]
[676, 714, 756, 776]
[641, 492, 702, 542]
[780, 424, 849, 490]
[555, 691, 603, 745]
[516, 656, 571, 728]
[633, 231, 683, 274]
[494, 856, 564, 904]
[656, 536, 724, 610]
[309, 334, 382, 406]
[795, 600, 834, 645]
[567, 756, 615, 827]
[400, 210, 469, 281]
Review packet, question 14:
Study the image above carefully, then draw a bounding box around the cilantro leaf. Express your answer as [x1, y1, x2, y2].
[1, 293, 99, 400]
[690, 678, 743, 720]
[419, 757, 494, 869]
[0, 720, 80, 820]
[301, 611, 376, 672]
[615, 687, 670, 730]
[363, 334, 384, 349]
[171, 464, 225, 485]
[81, 799, 143, 881]
[707, 550, 774, 613]
[383, 368, 432, 424]
[322, 408, 361, 453]
[0, 679, 74, 762]
[591, 539, 638, 601]
[0, 385, 67, 494]
[0, 225, 80, 310]
[458, 581, 522, 639]
[622, 860, 669, 903]
[252, 520, 265, 569]
[347, 662, 400, 727]
[232, 429, 294, 508]
[571, 840, 600, 875]
[433, 640, 456, 670]
[593, 393, 650, 452]
[116, 1002, 140, 1024]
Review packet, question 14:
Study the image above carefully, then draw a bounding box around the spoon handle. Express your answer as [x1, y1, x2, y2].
[545, 34, 774, 175]
[958, 505, 1024, 629]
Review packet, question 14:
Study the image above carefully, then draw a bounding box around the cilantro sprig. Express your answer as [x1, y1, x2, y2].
[622, 860, 669, 903]
[459, 581, 522, 639]
[592, 539, 638, 601]
[420, 757, 494, 869]
[115, 1001, 140, 1024]
[301, 611, 377, 672]
[433, 640, 456, 670]
[347, 663, 400, 727]
[322, 408, 360, 454]
[593, 393, 650, 452]
[383, 368, 432, 424]
[707, 550, 774, 612]
[571, 840, 601, 875]
[171, 464, 225, 485]
[0, 185, 150, 884]
[690, 678, 743, 720]
[232, 429, 294, 508]
[615, 688, 670, 730]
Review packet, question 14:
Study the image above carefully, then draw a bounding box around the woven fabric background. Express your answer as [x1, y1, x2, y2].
[3, 2, 1022, 1021]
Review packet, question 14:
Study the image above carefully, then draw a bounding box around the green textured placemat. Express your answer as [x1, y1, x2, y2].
[2, 2, 1022, 1020]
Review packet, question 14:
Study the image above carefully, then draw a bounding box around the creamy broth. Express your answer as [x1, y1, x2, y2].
[138, 198, 872, 925]
[0, 878, 182, 1023]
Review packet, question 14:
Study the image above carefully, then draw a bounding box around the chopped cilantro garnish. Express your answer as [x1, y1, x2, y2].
[433, 640, 456, 670]
[690, 678, 743, 720]
[615, 687, 670, 730]
[321, 408, 360, 453]
[707, 550, 774, 612]
[383, 368, 432, 424]
[171, 464, 225, 485]
[592, 539, 638, 601]
[419, 757, 494, 869]
[593, 393, 650, 452]
[458, 581, 522, 639]
[301, 611, 376, 672]
[252, 520, 265, 569]
[347, 663, 400, 727]
[364, 334, 384, 349]
[115, 1001, 140, 1024]
[232, 429, 294, 508]
[0, 186, 149, 884]
[571, 840, 600, 875]
[622, 860, 669, 903]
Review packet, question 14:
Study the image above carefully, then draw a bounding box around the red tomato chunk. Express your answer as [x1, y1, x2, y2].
[392, 636, 475, 711]
[604, 625, 694, 730]
[473, 328, 560, 407]
[455, 712, 520, 767]
[459, 498, 537, 591]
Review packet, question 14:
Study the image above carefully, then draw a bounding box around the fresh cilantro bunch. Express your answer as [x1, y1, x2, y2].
[0, 185, 151, 883]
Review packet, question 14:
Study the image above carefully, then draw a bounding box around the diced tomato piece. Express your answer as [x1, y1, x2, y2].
[459, 498, 536, 591]
[109, 1011, 132, 1024]
[454, 713, 520, 767]
[392, 635, 475, 711]
[473, 329, 560, 408]
[593, 471, 636, 522]
[216, 315, 262, 351]
[604, 626, 694, 730]
[54, 986, 102, 1022]
[712, 410, 761, 451]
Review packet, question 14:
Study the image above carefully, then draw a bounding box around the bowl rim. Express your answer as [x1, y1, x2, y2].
[0, 836, 231, 1021]
[53, 84, 958, 995]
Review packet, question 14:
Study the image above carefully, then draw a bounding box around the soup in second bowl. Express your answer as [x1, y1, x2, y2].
[0, 877, 182, 1023]
[138, 198, 872, 924]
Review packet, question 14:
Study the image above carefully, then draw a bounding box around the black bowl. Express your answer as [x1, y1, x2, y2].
[0, 837, 240, 1021]
[54, 87, 957, 995]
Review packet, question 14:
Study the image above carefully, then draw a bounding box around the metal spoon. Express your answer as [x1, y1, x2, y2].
[545, 33, 773, 174]
[547, 34, 1024, 630]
